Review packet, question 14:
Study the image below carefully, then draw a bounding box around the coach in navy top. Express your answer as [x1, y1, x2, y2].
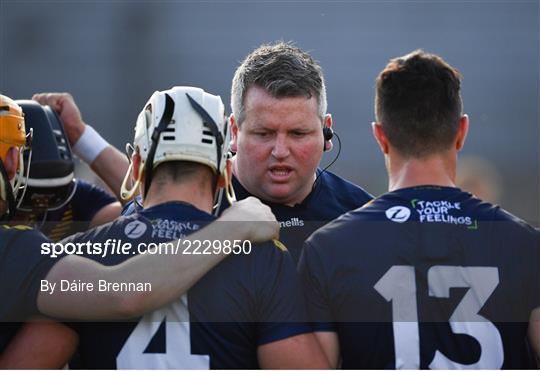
[300, 50, 540, 368]
[221, 42, 373, 262]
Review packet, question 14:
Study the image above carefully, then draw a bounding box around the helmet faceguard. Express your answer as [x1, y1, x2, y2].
[15, 100, 76, 212]
[120, 86, 235, 205]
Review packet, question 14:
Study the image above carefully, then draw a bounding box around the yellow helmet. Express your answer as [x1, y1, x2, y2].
[0, 94, 26, 161]
[0, 94, 29, 219]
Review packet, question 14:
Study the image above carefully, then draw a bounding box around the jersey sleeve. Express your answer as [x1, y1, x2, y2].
[0, 228, 58, 321]
[252, 242, 312, 345]
[70, 179, 117, 222]
[298, 239, 336, 332]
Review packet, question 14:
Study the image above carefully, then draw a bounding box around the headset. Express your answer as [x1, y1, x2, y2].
[323, 125, 334, 151]
[314, 120, 341, 190]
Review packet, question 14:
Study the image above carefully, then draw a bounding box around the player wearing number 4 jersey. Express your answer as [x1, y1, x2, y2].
[299, 50, 540, 369]
[63, 87, 327, 369]
[0, 94, 283, 369]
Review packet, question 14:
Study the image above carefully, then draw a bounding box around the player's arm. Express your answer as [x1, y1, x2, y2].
[0, 318, 78, 369]
[32, 92, 130, 202]
[72, 179, 124, 227]
[313, 331, 340, 368]
[88, 146, 130, 202]
[38, 197, 279, 320]
[529, 307, 540, 365]
[89, 201, 123, 228]
[258, 332, 329, 369]
[252, 239, 329, 369]
[298, 240, 341, 368]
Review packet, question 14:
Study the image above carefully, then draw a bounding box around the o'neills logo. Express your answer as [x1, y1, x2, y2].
[279, 217, 305, 228]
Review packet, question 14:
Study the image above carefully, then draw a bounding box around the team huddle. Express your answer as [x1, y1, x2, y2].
[0, 42, 538, 369]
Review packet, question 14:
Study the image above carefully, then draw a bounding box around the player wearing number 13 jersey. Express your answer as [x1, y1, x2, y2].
[299, 50, 540, 369]
[67, 86, 327, 369]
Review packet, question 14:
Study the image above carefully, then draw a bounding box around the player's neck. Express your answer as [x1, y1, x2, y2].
[387, 152, 457, 192]
[142, 180, 214, 214]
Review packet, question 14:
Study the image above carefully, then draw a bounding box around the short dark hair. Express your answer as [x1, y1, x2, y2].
[152, 161, 213, 188]
[375, 50, 463, 157]
[231, 41, 327, 126]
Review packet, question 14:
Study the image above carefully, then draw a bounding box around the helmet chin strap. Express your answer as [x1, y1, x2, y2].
[120, 157, 143, 201]
[223, 167, 236, 205]
[212, 166, 237, 216]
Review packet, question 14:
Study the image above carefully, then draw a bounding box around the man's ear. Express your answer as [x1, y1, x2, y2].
[4, 147, 19, 180]
[324, 113, 333, 129]
[230, 115, 239, 153]
[456, 114, 469, 151]
[372, 122, 389, 154]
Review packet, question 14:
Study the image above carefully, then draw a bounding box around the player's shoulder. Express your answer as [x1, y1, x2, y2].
[490, 204, 539, 240]
[73, 178, 116, 201]
[0, 224, 50, 258]
[74, 178, 101, 194]
[0, 224, 46, 238]
[61, 212, 151, 244]
[310, 191, 398, 235]
[315, 171, 373, 215]
[321, 170, 373, 200]
[448, 189, 537, 237]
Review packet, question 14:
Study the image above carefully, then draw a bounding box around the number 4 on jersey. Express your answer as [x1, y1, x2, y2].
[116, 295, 210, 369]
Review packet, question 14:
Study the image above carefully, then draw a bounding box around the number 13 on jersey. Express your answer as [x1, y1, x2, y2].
[375, 265, 503, 369]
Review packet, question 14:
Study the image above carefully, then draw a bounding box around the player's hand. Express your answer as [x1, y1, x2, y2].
[219, 196, 279, 243]
[32, 92, 85, 146]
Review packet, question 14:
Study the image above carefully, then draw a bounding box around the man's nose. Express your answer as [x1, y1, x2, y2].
[271, 134, 290, 159]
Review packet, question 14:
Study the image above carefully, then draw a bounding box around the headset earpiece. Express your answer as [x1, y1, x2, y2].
[323, 126, 334, 141]
[323, 126, 334, 151]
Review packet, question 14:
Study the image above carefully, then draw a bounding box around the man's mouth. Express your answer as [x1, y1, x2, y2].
[269, 166, 293, 180]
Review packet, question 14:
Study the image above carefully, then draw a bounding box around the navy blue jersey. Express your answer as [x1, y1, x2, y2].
[299, 186, 540, 369]
[64, 201, 310, 369]
[216, 170, 373, 263]
[0, 225, 57, 350]
[16, 179, 117, 241]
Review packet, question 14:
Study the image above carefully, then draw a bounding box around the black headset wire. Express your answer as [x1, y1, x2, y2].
[312, 130, 342, 191]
